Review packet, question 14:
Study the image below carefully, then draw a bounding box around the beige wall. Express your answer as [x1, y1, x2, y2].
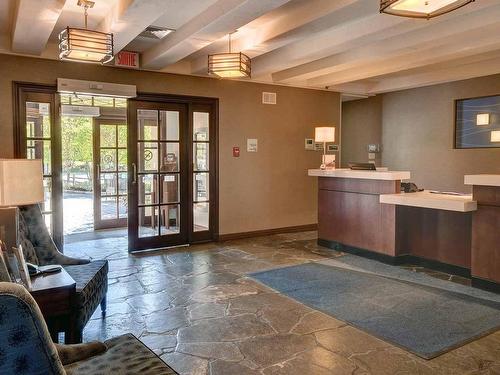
[342, 75, 500, 192]
[341, 96, 382, 167]
[0, 54, 340, 235]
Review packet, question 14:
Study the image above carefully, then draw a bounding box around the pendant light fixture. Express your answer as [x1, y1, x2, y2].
[59, 0, 114, 64]
[208, 32, 251, 78]
[380, 0, 475, 19]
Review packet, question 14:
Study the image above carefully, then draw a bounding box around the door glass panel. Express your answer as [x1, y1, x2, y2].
[26, 102, 51, 137]
[100, 149, 116, 172]
[160, 174, 179, 203]
[160, 143, 179, 172]
[27, 139, 51, 174]
[100, 125, 116, 147]
[193, 173, 209, 202]
[139, 174, 157, 205]
[44, 214, 52, 233]
[138, 142, 158, 172]
[160, 111, 180, 141]
[101, 196, 118, 219]
[118, 149, 127, 171]
[43, 177, 52, 212]
[139, 206, 159, 238]
[118, 173, 128, 195]
[101, 173, 117, 195]
[138, 110, 158, 141]
[117, 125, 127, 147]
[194, 203, 209, 232]
[193, 112, 209, 141]
[160, 205, 180, 235]
[119, 196, 128, 218]
[193, 143, 209, 171]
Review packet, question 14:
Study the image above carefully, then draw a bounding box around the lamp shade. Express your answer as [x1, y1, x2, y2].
[380, 0, 475, 19]
[59, 27, 114, 64]
[0, 159, 44, 207]
[315, 127, 336, 143]
[208, 52, 251, 78]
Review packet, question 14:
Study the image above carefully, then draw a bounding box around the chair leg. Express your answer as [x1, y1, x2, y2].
[100, 294, 107, 317]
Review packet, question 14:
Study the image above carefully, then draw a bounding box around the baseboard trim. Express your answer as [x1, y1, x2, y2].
[318, 239, 471, 278]
[218, 224, 318, 242]
[471, 277, 500, 294]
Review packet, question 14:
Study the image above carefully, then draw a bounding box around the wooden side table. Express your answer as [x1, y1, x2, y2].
[30, 268, 76, 343]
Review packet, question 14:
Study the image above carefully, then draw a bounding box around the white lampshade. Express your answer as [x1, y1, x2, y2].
[315, 127, 336, 143]
[0, 159, 44, 207]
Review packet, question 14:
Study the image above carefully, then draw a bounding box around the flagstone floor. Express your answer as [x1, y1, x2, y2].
[65, 231, 500, 375]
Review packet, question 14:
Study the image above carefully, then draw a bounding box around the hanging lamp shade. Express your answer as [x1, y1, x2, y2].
[59, 0, 114, 64]
[208, 52, 251, 78]
[59, 27, 113, 63]
[208, 32, 251, 78]
[380, 0, 475, 19]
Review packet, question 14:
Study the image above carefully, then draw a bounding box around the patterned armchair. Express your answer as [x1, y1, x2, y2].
[0, 282, 178, 375]
[18, 204, 108, 343]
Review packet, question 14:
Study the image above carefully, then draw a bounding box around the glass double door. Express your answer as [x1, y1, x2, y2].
[128, 100, 215, 251]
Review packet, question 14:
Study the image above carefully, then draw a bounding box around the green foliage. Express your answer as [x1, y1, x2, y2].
[61, 116, 93, 171]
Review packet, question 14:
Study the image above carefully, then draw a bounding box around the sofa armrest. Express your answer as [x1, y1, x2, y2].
[55, 342, 107, 365]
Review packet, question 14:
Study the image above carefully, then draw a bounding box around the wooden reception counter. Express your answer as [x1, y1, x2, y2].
[465, 175, 500, 291]
[309, 169, 410, 259]
[311, 169, 500, 292]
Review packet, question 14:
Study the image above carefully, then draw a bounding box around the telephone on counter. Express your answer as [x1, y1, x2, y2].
[401, 182, 423, 193]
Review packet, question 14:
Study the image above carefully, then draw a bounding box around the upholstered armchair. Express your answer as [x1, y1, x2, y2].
[0, 282, 178, 375]
[18, 204, 108, 343]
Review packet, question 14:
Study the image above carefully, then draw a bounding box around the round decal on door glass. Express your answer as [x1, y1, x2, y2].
[144, 150, 153, 161]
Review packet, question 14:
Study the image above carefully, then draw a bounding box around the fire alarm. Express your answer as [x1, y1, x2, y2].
[233, 147, 240, 157]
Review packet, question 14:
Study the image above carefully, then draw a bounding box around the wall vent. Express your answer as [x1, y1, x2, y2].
[262, 92, 277, 105]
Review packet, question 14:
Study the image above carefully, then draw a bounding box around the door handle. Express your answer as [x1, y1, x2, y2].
[132, 163, 137, 184]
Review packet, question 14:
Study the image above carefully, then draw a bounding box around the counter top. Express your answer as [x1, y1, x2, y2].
[380, 190, 477, 212]
[308, 168, 410, 181]
[464, 174, 500, 187]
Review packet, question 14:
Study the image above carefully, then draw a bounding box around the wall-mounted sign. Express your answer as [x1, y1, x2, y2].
[247, 139, 258, 152]
[115, 51, 140, 69]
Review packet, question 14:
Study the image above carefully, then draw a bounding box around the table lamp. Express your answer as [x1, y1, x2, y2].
[315, 127, 336, 170]
[0, 159, 44, 251]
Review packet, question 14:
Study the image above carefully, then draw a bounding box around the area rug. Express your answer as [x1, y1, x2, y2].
[250, 263, 500, 359]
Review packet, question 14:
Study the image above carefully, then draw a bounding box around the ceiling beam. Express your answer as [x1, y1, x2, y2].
[250, 6, 412, 79]
[272, 2, 500, 84]
[99, 0, 173, 54]
[11, 0, 66, 55]
[369, 53, 500, 94]
[189, 0, 359, 74]
[141, 0, 291, 70]
[308, 23, 500, 87]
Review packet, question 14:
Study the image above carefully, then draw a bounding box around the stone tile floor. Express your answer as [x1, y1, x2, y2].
[65, 231, 500, 375]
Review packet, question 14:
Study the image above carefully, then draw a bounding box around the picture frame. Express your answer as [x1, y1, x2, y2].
[12, 245, 31, 290]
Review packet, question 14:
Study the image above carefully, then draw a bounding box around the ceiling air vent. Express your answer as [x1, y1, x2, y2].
[139, 26, 175, 40]
[262, 92, 277, 105]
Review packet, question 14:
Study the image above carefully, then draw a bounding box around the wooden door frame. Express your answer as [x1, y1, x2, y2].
[128, 92, 219, 251]
[13, 82, 64, 250]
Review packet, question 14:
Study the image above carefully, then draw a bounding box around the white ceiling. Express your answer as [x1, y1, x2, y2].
[1, 0, 499, 95]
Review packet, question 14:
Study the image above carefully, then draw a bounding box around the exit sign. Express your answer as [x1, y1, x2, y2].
[115, 51, 139, 69]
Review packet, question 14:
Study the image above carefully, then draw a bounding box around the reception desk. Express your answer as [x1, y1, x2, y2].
[465, 175, 500, 291]
[311, 169, 500, 292]
[310, 169, 410, 260]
